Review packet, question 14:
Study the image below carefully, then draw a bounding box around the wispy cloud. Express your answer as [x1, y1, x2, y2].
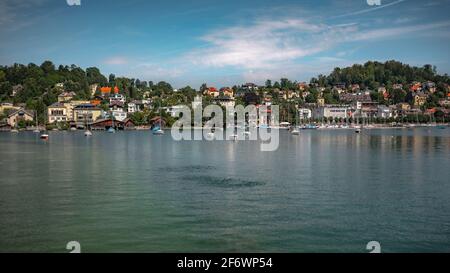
[103, 56, 130, 65]
[185, 19, 354, 69]
[183, 13, 450, 83]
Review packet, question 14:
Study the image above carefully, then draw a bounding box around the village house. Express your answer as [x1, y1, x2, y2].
[282, 90, 298, 100]
[351, 84, 360, 92]
[0, 103, 20, 115]
[410, 82, 422, 92]
[438, 98, 450, 107]
[161, 105, 186, 118]
[65, 100, 91, 121]
[212, 96, 236, 108]
[220, 87, 234, 98]
[339, 93, 372, 103]
[127, 100, 147, 113]
[204, 87, 220, 97]
[398, 102, 411, 112]
[298, 108, 312, 120]
[58, 91, 76, 102]
[317, 97, 325, 106]
[73, 104, 102, 125]
[100, 86, 112, 97]
[414, 92, 428, 106]
[313, 105, 350, 120]
[109, 102, 127, 121]
[47, 102, 68, 123]
[7, 108, 34, 128]
[242, 83, 258, 91]
[297, 82, 308, 91]
[90, 118, 136, 131]
[109, 93, 125, 105]
[423, 81, 436, 93]
[377, 105, 394, 119]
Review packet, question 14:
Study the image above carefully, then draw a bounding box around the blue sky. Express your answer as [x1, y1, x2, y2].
[1, 0, 450, 88]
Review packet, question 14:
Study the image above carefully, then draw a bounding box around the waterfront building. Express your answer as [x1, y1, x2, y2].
[109, 102, 127, 121]
[47, 102, 68, 123]
[90, 118, 135, 130]
[298, 108, 312, 120]
[73, 104, 102, 124]
[7, 108, 34, 127]
[377, 105, 393, 118]
[313, 105, 350, 119]
[65, 100, 91, 121]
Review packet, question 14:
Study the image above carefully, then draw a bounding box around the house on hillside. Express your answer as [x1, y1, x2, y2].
[7, 108, 34, 128]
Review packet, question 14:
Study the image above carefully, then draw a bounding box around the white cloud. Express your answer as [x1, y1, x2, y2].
[186, 19, 355, 69]
[103, 56, 130, 65]
[182, 15, 450, 84]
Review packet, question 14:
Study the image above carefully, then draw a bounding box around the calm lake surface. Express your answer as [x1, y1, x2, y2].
[0, 128, 449, 253]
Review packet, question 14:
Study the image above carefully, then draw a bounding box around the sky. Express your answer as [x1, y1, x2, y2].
[0, 0, 450, 88]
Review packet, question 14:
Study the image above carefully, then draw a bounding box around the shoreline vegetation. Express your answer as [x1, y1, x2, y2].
[0, 60, 449, 132]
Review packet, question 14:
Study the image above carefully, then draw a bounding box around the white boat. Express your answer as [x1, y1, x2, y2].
[70, 127, 77, 131]
[84, 130, 93, 136]
[40, 134, 49, 140]
[291, 128, 300, 135]
[11, 129, 19, 133]
[153, 129, 164, 135]
[206, 132, 215, 140]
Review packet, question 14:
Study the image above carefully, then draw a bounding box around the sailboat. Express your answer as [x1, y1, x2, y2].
[33, 111, 40, 133]
[108, 113, 116, 133]
[84, 115, 93, 136]
[355, 113, 362, 133]
[152, 109, 164, 135]
[291, 109, 300, 135]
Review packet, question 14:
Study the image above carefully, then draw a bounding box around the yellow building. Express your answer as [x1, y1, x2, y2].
[65, 100, 91, 121]
[414, 93, 427, 106]
[399, 102, 411, 111]
[0, 103, 20, 115]
[47, 102, 68, 124]
[73, 104, 102, 124]
[317, 97, 325, 106]
[57, 91, 76, 102]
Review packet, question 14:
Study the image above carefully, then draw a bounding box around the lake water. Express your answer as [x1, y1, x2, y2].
[0, 128, 449, 253]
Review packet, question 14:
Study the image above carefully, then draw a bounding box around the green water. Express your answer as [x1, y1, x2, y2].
[0, 128, 449, 252]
